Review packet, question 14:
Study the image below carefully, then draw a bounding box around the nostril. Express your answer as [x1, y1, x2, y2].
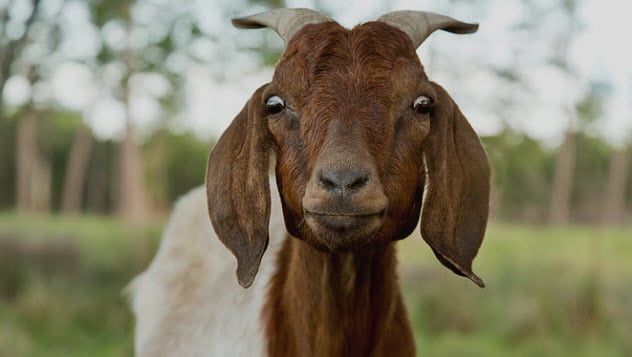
[318, 168, 340, 191]
[318, 167, 371, 194]
[319, 169, 339, 191]
[348, 173, 369, 190]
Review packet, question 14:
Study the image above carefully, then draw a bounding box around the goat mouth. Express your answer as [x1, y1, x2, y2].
[303, 210, 385, 247]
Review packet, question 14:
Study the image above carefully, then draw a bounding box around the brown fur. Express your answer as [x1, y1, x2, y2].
[206, 17, 490, 356]
[264, 235, 415, 356]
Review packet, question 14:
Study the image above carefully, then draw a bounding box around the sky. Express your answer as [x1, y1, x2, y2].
[3, 0, 631, 146]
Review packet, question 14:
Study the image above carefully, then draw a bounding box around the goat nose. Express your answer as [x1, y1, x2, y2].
[318, 167, 370, 194]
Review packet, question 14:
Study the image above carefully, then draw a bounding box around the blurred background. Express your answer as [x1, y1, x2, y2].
[0, 0, 630, 355]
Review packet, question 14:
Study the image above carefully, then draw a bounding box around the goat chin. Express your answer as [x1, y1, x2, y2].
[303, 212, 384, 251]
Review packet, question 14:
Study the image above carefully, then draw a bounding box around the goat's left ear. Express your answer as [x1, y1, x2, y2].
[420, 82, 490, 288]
[205, 85, 272, 289]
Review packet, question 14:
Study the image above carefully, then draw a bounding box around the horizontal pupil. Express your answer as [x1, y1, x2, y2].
[416, 102, 432, 114]
[413, 96, 433, 114]
[268, 103, 283, 113]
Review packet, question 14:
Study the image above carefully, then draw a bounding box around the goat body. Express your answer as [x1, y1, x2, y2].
[130, 8, 490, 357]
[130, 186, 283, 355]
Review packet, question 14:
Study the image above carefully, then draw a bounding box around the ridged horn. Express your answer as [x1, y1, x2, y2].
[232, 8, 331, 43]
[377, 10, 478, 48]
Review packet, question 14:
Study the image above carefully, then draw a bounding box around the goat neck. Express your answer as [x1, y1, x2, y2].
[264, 235, 415, 356]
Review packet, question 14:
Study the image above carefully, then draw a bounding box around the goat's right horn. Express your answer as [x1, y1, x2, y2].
[232, 8, 331, 44]
[377, 11, 478, 48]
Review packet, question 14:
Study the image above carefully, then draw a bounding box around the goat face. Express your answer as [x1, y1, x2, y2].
[206, 9, 490, 288]
[267, 22, 430, 252]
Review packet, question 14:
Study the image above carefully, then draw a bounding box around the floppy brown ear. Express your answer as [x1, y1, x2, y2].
[205, 84, 272, 289]
[420, 82, 490, 288]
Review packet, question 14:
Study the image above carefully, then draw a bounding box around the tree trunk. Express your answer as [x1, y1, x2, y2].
[549, 128, 576, 225]
[15, 112, 37, 212]
[600, 149, 629, 225]
[61, 125, 94, 213]
[15, 111, 51, 213]
[31, 154, 51, 212]
[117, 121, 151, 223]
[116, 0, 152, 223]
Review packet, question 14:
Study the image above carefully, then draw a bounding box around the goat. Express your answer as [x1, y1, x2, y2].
[129, 8, 490, 357]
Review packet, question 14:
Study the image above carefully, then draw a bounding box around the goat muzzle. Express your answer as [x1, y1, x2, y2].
[302, 160, 388, 251]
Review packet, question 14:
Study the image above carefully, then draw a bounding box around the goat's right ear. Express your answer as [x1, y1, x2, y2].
[206, 85, 272, 289]
[419, 82, 490, 288]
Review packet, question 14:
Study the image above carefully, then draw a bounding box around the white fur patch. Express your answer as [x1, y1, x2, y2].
[129, 183, 285, 356]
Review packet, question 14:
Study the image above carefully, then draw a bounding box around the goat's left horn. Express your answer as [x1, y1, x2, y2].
[377, 11, 478, 48]
[232, 8, 331, 44]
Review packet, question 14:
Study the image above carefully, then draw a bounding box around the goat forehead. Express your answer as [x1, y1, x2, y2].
[280, 21, 421, 85]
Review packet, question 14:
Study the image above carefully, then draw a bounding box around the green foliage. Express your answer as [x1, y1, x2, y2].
[482, 128, 631, 223]
[88, 0, 130, 27]
[143, 129, 212, 207]
[83, 140, 119, 214]
[0, 116, 17, 209]
[572, 133, 613, 222]
[482, 130, 555, 222]
[576, 80, 609, 130]
[43, 112, 85, 211]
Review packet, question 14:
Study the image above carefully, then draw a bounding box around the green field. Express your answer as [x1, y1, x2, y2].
[398, 224, 632, 356]
[1, 213, 631, 356]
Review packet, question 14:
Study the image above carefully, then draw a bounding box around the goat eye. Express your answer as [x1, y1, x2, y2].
[266, 95, 285, 115]
[412, 96, 434, 115]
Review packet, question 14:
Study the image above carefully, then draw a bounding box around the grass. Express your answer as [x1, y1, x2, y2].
[0, 212, 631, 356]
[0, 212, 162, 357]
[398, 223, 632, 356]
